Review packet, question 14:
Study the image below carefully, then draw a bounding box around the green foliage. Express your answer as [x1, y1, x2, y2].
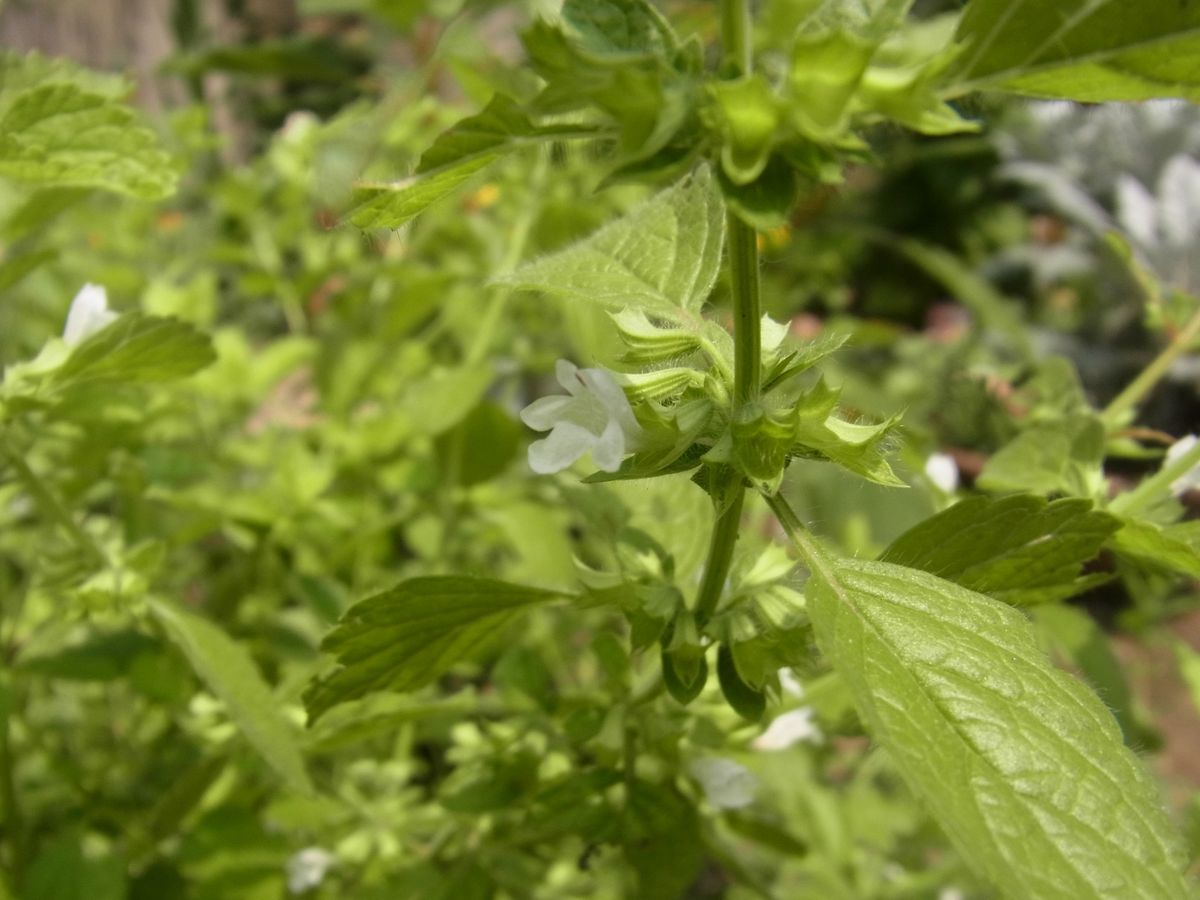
[304, 577, 562, 721]
[946, 0, 1200, 101]
[348, 95, 591, 229]
[807, 557, 1192, 900]
[0, 54, 176, 199]
[499, 165, 724, 315]
[881, 495, 1120, 606]
[149, 600, 313, 794]
[2, 1, 1200, 897]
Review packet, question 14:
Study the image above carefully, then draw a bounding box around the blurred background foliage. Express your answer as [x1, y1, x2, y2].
[0, 0, 1198, 897]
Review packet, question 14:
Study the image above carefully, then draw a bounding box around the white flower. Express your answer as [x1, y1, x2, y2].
[924, 452, 959, 493]
[286, 847, 336, 894]
[520, 359, 641, 474]
[753, 707, 822, 751]
[63, 283, 118, 346]
[1167, 434, 1200, 496]
[1116, 154, 1200, 295]
[687, 757, 758, 809]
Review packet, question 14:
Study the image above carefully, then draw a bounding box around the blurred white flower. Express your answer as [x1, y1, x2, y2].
[924, 452, 959, 493]
[1116, 154, 1200, 296]
[778, 667, 804, 698]
[1167, 434, 1200, 497]
[286, 847, 336, 894]
[520, 359, 641, 473]
[753, 707, 822, 751]
[688, 757, 758, 809]
[63, 283, 117, 346]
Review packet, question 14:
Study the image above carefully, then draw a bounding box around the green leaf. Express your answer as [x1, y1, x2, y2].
[22, 833, 125, 900]
[54, 313, 216, 387]
[945, 0, 1200, 102]
[977, 415, 1106, 498]
[1109, 517, 1200, 579]
[0, 248, 55, 292]
[807, 557, 1190, 899]
[881, 495, 1121, 606]
[717, 643, 766, 722]
[398, 364, 492, 437]
[303, 576, 561, 722]
[0, 83, 176, 199]
[348, 95, 588, 229]
[561, 0, 678, 58]
[662, 646, 708, 705]
[497, 166, 724, 315]
[1030, 605, 1142, 745]
[149, 599, 313, 794]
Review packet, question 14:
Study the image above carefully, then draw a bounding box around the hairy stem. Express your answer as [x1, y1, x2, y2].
[1103, 300, 1200, 427]
[693, 0, 759, 627]
[694, 482, 747, 627]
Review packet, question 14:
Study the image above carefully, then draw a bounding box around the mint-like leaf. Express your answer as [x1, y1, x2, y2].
[150, 600, 312, 794]
[497, 166, 724, 315]
[881, 495, 1121, 606]
[945, 0, 1200, 102]
[808, 558, 1191, 898]
[304, 577, 561, 722]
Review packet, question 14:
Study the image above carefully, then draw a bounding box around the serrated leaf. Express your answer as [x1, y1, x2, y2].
[978, 415, 1106, 498]
[149, 599, 313, 794]
[304, 577, 561, 722]
[561, 0, 678, 58]
[348, 95, 589, 229]
[53, 313, 216, 387]
[1109, 516, 1200, 579]
[806, 557, 1190, 899]
[881, 495, 1121, 606]
[945, 0, 1200, 102]
[497, 166, 724, 315]
[0, 83, 176, 199]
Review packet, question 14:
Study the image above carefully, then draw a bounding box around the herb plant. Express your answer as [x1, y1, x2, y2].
[2, 1, 1200, 897]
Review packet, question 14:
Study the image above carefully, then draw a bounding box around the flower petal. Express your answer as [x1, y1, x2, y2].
[555, 358, 583, 395]
[520, 395, 574, 432]
[590, 416, 627, 472]
[63, 283, 117, 346]
[527, 421, 595, 474]
[753, 707, 822, 751]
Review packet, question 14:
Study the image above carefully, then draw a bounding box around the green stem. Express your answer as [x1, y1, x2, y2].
[763, 492, 839, 587]
[692, 0, 760, 627]
[694, 482, 746, 628]
[1103, 300, 1200, 427]
[719, 0, 752, 76]
[1109, 436, 1200, 517]
[0, 435, 107, 568]
[728, 214, 762, 405]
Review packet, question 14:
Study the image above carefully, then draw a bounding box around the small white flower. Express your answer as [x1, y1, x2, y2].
[62, 283, 118, 346]
[520, 359, 642, 474]
[924, 452, 959, 493]
[688, 757, 758, 809]
[753, 707, 822, 751]
[286, 847, 336, 894]
[1167, 434, 1200, 496]
[1116, 154, 1200, 296]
